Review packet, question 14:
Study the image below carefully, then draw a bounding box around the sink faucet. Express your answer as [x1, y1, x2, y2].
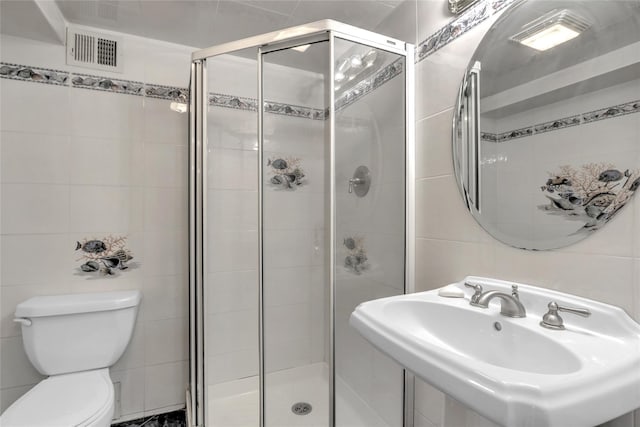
[469, 285, 527, 318]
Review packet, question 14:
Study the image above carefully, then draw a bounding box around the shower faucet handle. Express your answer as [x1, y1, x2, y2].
[348, 177, 364, 193]
[349, 166, 371, 197]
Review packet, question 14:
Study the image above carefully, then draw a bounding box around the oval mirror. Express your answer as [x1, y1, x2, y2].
[453, 0, 640, 250]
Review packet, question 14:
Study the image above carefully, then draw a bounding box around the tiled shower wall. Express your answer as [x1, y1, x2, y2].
[0, 31, 193, 421]
[377, 1, 640, 426]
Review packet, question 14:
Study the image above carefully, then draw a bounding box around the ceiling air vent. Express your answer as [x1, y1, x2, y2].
[66, 28, 123, 73]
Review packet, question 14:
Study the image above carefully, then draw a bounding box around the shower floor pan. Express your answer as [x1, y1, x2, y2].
[208, 362, 389, 427]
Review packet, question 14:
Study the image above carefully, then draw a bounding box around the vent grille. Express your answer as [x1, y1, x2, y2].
[74, 33, 95, 63]
[67, 28, 122, 73]
[97, 38, 117, 67]
[510, 9, 591, 44]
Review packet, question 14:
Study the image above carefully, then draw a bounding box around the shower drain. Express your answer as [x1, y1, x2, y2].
[291, 402, 312, 415]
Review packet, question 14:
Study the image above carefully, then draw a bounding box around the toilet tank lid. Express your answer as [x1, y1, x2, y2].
[15, 290, 142, 318]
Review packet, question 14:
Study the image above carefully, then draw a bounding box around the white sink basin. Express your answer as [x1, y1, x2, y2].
[350, 276, 640, 427]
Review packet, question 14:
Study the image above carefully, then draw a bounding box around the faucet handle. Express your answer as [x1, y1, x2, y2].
[511, 285, 519, 300]
[464, 282, 483, 304]
[540, 301, 591, 330]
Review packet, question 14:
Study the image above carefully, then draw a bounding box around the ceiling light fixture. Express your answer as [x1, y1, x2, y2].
[291, 44, 311, 53]
[510, 9, 590, 51]
[349, 55, 363, 69]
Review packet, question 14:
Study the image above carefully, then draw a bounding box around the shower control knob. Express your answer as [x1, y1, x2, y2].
[349, 166, 371, 197]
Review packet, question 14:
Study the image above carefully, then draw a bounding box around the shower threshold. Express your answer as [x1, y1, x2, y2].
[208, 362, 389, 427]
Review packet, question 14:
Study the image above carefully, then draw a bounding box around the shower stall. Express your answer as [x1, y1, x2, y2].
[189, 20, 415, 427]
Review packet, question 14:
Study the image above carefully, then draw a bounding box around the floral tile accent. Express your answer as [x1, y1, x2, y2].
[112, 409, 186, 427]
[480, 132, 498, 142]
[71, 73, 144, 95]
[209, 93, 257, 111]
[539, 163, 640, 232]
[266, 156, 306, 190]
[533, 115, 581, 134]
[75, 235, 137, 277]
[417, 0, 517, 62]
[495, 126, 533, 142]
[264, 101, 326, 120]
[336, 59, 404, 111]
[484, 100, 640, 143]
[0, 62, 69, 86]
[145, 84, 189, 102]
[581, 100, 640, 123]
[343, 236, 368, 275]
[1, 60, 402, 121]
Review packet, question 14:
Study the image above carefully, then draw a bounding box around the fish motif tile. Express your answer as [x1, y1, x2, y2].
[343, 236, 369, 275]
[539, 163, 640, 232]
[266, 156, 306, 190]
[75, 235, 137, 277]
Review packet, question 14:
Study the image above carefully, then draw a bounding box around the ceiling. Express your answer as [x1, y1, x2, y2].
[1, 0, 404, 49]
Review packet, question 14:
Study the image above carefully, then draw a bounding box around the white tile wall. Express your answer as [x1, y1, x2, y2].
[0, 30, 192, 422]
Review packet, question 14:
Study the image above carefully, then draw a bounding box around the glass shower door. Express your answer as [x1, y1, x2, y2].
[205, 48, 260, 427]
[261, 40, 331, 427]
[333, 38, 407, 427]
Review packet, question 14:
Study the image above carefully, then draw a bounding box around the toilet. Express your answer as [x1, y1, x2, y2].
[0, 290, 141, 427]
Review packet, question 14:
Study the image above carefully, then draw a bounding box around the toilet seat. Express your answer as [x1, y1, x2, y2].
[0, 368, 114, 427]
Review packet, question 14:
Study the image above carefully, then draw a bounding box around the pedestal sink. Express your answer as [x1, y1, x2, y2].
[350, 276, 640, 427]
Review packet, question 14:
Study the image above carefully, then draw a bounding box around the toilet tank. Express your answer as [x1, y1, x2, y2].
[14, 290, 141, 376]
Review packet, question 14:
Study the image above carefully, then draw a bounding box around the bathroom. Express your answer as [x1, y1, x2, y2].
[0, 0, 638, 426]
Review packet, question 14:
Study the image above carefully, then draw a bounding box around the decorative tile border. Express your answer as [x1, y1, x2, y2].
[146, 84, 189, 102]
[481, 99, 640, 142]
[0, 61, 187, 101]
[209, 93, 257, 111]
[416, 0, 517, 62]
[336, 58, 404, 112]
[264, 101, 326, 120]
[0, 62, 69, 86]
[112, 409, 186, 427]
[1, 55, 404, 119]
[533, 115, 581, 134]
[71, 73, 144, 96]
[207, 59, 404, 118]
[582, 101, 640, 123]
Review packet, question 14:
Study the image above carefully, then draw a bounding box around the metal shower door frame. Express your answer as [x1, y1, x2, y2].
[189, 20, 415, 427]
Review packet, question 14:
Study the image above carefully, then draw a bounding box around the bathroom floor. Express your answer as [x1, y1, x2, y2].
[208, 363, 388, 427]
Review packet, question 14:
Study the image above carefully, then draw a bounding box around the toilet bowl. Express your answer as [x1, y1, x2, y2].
[0, 291, 141, 427]
[1, 369, 114, 427]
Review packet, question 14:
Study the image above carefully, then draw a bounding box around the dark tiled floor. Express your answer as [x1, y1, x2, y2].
[112, 409, 186, 427]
